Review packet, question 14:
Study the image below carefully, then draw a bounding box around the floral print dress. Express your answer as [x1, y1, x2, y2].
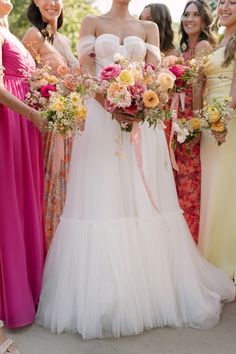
[174, 45, 201, 243]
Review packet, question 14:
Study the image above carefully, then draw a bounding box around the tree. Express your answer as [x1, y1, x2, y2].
[9, 0, 99, 52]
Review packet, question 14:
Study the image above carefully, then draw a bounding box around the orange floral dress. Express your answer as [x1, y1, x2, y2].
[173, 46, 201, 243]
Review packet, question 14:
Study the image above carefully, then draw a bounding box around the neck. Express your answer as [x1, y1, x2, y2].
[44, 18, 57, 34]
[0, 15, 8, 29]
[224, 24, 236, 41]
[108, 2, 131, 19]
[188, 34, 199, 47]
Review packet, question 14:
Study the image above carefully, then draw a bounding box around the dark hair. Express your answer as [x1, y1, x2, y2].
[179, 0, 216, 52]
[27, 1, 63, 43]
[140, 3, 175, 52]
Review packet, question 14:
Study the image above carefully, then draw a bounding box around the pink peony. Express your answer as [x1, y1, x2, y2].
[169, 65, 185, 78]
[128, 82, 147, 100]
[99, 64, 122, 81]
[40, 84, 56, 98]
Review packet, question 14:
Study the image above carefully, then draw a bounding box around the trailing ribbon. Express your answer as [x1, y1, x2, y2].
[130, 122, 159, 213]
[169, 92, 186, 172]
[52, 134, 64, 173]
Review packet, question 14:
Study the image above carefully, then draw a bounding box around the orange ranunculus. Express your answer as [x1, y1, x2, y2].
[211, 121, 225, 133]
[207, 106, 221, 123]
[143, 90, 159, 108]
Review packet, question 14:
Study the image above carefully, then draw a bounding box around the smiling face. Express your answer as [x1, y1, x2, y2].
[34, 0, 63, 24]
[218, 0, 236, 28]
[0, 0, 13, 16]
[182, 2, 203, 37]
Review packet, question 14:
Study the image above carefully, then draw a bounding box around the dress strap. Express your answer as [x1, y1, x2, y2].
[77, 35, 96, 63]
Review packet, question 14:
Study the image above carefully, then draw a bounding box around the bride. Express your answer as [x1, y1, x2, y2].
[36, 0, 235, 339]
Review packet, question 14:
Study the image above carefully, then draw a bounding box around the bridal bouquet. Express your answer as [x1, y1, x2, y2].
[25, 64, 98, 135]
[162, 55, 199, 92]
[98, 54, 175, 131]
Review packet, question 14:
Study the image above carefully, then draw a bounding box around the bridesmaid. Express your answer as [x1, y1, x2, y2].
[139, 3, 179, 57]
[173, 0, 215, 243]
[139, 3, 179, 151]
[197, 0, 236, 280]
[0, 0, 46, 351]
[22, 0, 79, 247]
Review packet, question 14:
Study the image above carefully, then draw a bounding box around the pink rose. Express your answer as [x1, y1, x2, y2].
[40, 84, 56, 98]
[124, 102, 139, 115]
[99, 64, 122, 81]
[169, 65, 185, 78]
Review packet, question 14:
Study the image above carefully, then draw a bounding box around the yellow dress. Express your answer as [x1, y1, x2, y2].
[199, 46, 236, 280]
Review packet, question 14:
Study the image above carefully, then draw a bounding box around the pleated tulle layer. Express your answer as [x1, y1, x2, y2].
[36, 212, 235, 339]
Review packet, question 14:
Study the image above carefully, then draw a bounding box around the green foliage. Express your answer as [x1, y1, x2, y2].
[9, 0, 99, 52]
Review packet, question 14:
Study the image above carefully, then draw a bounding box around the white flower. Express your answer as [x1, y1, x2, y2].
[114, 53, 124, 62]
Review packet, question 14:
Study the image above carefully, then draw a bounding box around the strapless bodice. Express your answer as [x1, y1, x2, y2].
[203, 46, 234, 104]
[77, 34, 160, 75]
[0, 27, 35, 79]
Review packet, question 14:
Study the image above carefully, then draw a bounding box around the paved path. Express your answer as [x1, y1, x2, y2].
[6, 302, 236, 354]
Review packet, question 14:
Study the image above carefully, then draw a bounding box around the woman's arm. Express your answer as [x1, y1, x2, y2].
[0, 37, 46, 131]
[22, 27, 44, 62]
[144, 21, 160, 66]
[229, 59, 236, 109]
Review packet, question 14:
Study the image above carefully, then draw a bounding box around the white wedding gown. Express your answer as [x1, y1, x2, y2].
[36, 35, 235, 339]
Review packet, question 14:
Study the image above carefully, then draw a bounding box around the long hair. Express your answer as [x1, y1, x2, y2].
[27, 1, 63, 43]
[223, 32, 236, 67]
[179, 0, 216, 52]
[141, 3, 175, 52]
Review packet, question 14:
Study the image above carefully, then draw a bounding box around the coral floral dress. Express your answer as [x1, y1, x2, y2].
[173, 45, 201, 243]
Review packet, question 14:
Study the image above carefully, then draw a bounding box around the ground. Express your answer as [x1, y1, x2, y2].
[6, 301, 236, 354]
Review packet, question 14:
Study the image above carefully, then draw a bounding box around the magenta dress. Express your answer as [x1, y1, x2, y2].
[0, 28, 46, 328]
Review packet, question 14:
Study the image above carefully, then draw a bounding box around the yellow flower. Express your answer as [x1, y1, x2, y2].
[143, 90, 159, 108]
[211, 121, 225, 133]
[47, 75, 58, 85]
[117, 70, 135, 86]
[207, 106, 221, 123]
[190, 117, 201, 130]
[70, 92, 82, 106]
[76, 106, 87, 120]
[181, 118, 187, 124]
[158, 72, 175, 90]
[50, 101, 65, 112]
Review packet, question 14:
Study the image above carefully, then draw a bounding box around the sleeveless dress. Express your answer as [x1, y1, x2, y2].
[199, 47, 236, 280]
[36, 35, 235, 339]
[174, 45, 201, 243]
[42, 33, 79, 247]
[0, 28, 46, 328]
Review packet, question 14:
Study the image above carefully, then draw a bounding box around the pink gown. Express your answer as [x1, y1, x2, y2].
[0, 28, 46, 328]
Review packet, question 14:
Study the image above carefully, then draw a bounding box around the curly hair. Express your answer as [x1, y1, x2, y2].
[27, 1, 63, 43]
[179, 0, 216, 52]
[140, 3, 175, 52]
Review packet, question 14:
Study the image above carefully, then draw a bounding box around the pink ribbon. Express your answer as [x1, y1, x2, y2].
[169, 92, 186, 172]
[52, 134, 64, 173]
[130, 122, 159, 213]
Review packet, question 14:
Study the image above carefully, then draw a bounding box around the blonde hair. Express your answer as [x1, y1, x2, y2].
[223, 32, 236, 67]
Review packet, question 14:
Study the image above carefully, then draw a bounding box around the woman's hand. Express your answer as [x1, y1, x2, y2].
[112, 110, 141, 125]
[30, 110, 47, 132]
[212, 129, 228, 145]
[186, 134, 201, 150]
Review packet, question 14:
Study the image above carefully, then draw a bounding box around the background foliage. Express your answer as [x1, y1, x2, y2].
[9, 0, 99, 52]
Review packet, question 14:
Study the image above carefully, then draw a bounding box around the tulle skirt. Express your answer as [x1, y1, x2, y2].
[36, 99, 235, 338]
